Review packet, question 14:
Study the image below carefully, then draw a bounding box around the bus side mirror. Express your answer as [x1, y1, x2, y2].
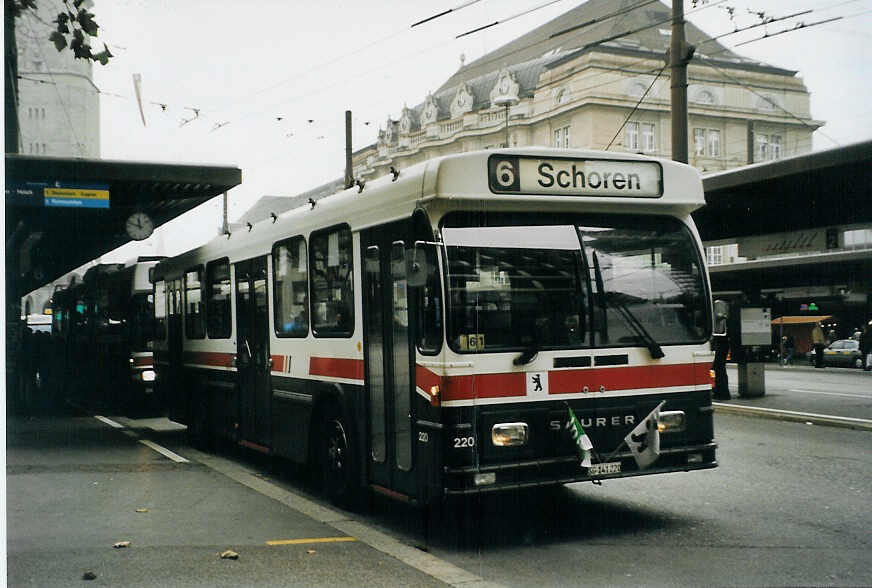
[713, 299, 729, 335]
[407, 240, 439, 288]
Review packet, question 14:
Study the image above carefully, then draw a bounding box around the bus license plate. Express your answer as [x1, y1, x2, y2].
[588, 462, 621, 476]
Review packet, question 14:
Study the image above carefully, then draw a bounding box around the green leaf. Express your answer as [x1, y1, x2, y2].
[77, 9, 99, 36]
[55, 17, 70, 34]
[94, 44, 113, 66]
[49, 31, 68, 52]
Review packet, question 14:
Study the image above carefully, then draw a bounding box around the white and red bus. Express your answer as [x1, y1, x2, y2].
[152, 148, 717, 505]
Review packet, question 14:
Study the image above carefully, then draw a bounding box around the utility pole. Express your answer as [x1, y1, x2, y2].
[344, 110, 354, 189]
[669, 0, 694, 164]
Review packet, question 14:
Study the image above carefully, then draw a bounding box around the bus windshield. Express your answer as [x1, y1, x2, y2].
[443, 215, 708, 353]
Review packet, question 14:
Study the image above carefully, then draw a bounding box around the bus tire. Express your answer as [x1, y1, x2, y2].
[318, 403, 359, 507]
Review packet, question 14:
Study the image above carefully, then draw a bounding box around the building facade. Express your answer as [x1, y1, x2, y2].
[14, 2, 100, 157]
[353, 0, 821, 180]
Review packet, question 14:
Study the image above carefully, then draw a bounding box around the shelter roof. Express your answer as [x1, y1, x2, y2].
[771, 315, 833, 325]
[6, 154, 241, 296]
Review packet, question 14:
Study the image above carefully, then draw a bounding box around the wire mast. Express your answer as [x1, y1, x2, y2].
[670, 0, 695, 164]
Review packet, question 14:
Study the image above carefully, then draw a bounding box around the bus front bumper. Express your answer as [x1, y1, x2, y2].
[443, 442, 717, 495]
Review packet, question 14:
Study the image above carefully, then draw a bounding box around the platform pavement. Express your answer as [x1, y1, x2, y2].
[5, 413, 499, 588]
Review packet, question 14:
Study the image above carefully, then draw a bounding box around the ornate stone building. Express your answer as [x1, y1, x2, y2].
[14, 2, 100, 157]
[353, 0, 821, 180]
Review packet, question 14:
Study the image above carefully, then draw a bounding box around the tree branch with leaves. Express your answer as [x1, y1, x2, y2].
[7, 0, 112, 64]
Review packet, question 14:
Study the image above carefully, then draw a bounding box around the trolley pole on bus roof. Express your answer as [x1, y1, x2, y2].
[344, 110, 354, 189]
[669, 0, 694, 164]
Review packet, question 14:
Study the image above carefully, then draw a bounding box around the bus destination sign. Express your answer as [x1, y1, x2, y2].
[488, 155, 662, 198]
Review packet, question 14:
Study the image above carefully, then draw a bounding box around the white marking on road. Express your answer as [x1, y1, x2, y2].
[789, 388, 870, 399]
[94, 415, 124, 429]
[138, 439, 190, 463]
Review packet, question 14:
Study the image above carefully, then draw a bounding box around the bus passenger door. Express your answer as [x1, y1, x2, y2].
[234, 257, 272, 448]
[362, 225, 416, 498]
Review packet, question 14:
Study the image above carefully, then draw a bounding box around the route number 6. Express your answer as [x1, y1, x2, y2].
[494, 160, 515, 188]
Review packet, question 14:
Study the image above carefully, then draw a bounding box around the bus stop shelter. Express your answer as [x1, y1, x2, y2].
[6, 154, 242, 409]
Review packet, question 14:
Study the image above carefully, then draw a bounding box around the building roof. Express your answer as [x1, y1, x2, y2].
[437, 0, 793, 94]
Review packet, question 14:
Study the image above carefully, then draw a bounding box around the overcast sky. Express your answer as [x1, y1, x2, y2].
[88, 0, 871, 262]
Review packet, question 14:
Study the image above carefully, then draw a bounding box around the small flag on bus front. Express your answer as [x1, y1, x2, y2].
[565, 403, 593, 468]
[624, 400, 666, 469]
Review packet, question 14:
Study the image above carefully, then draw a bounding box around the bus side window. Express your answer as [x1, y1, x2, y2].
[154, 280, 167, 340]
[184, 267, 206, 339]
[310, 226, 354, 338]
[206, 259, 232, 339]
[273, 236, 309, 338]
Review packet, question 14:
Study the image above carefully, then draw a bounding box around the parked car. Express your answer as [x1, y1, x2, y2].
[806, 339, 864, 368]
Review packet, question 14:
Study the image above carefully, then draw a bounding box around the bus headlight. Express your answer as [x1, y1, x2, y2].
[140, 369, 157, 382]
[492, 422, 528, 447]
[657, 411, 685, 433]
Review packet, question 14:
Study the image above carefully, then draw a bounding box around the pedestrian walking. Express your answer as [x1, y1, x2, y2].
[781, 334, 794, 366]
[860, 322, 872, 372]
[812, 322, 826, 368]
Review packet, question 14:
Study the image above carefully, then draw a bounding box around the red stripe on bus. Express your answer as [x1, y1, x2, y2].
[441, 372, 526, 402]
[548, 362, 711, 394]
[309, 357, 364, 380]
[131, 356, 152, 367]
[415, 365, 441, 393]
[184, 351, 234, 368]
[416, 362, 710, 402]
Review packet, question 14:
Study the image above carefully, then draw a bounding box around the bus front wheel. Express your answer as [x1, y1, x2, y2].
[318, 405, 359, 506]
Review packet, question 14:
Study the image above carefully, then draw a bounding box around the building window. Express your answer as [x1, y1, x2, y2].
[310, 225, 354, 337]
[641, 123, 655, 152]
[625, 122, 639, 150]
[273, 236, 309, 338]
[707, 246, 723, 266]
[554, 125, 570, 148]
[756, 133, 782, 161]
[707, 129, 721, 158]
[694, 128, 721, 158]
[184, 267, 205, 339]
[205, 258, 232, 339]
[694, 128, 706, 156]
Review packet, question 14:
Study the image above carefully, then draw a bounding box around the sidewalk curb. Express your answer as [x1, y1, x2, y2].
[713, 402, 872, 431]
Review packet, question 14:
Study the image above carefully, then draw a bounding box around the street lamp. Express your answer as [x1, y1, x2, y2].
[492, 95, 519, 148]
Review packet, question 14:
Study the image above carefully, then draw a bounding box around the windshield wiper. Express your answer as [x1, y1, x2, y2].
[591, 252, 664, 359]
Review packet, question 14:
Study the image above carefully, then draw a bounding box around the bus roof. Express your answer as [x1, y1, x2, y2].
[154, 148, 704, 277]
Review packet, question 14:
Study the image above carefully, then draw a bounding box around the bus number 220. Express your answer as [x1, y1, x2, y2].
[453, 436, 475, 448]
